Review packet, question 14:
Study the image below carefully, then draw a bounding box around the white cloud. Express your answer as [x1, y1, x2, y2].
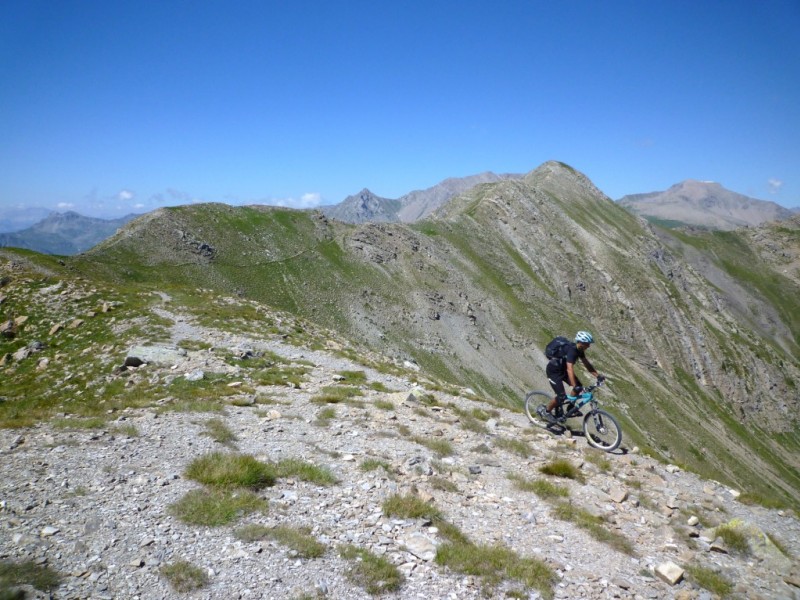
[117, 189, 135, 201]
[268, 193, 323, 209]
[767, 178, 783, 194]
[57, 202, 75, 210]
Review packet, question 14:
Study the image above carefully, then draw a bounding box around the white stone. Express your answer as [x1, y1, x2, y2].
[655, 561, 684, 585]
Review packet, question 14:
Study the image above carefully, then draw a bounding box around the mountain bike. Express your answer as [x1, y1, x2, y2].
[523, 379, 622, 452]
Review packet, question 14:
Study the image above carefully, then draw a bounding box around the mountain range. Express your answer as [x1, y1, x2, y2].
[0, 210, 137, 255]
[3, 175, 796, 257]
[6, 160, 787, 510]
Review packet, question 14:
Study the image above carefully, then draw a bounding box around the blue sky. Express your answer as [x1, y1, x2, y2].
[1, 0, 798, 219]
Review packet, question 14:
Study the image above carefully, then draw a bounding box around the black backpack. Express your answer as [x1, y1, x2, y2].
[544, 336, 571, 359]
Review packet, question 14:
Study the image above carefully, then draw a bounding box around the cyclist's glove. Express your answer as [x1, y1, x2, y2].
[572, 386, 583, 395]
[596, 374, 606, 384]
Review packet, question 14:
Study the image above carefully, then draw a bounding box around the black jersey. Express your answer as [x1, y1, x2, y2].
[546, 342, 584, 376]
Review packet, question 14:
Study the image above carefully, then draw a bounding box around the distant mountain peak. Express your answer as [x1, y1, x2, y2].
[618, 180, 793, 230]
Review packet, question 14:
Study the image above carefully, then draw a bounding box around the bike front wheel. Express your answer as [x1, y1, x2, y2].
[583, 409, 622, 452]
[524, 391, 552, 424]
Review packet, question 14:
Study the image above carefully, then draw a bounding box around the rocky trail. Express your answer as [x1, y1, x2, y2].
[1, 302, 799, 599]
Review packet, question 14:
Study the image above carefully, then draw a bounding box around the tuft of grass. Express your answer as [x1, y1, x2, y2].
[508, 474, 569, 499]
[715, 524, 750, 555]
[110, 423, 139, 437]
[235, 524, 326, 558]
[583, 451, 612, 472]
[684, 565, 734, 598]
[201, 417, 238, 446]
[411, 435, 454, 457]
[185, 452, 276, 490]
[539, 459, 585, 483]
[313, 406, 336, 427]
[368, 381, 391, 393]
[495, 436, 532, 458]
[456, 414, 489, 434]
[273, 458, 338, 486]
[383, 494, 442, 520]
[52, 416, 108, 430]
[429, 476, 459, 492]
[310, 385, 364, 404]
[435, 542, 555, 598]
[551, 501, 635, 556]
[169, 488, 267, 526]
[737, 491, 790, 511]
[339, 545, 403, 595]
[373, 399, 394, 410]
[360, 458, 392, 473]
[335, 370, 367, 384]
[160, 560, 209, 592]
[0, 560, 61, 592]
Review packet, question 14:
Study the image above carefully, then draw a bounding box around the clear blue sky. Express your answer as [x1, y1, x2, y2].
[1, 0, 798, 218]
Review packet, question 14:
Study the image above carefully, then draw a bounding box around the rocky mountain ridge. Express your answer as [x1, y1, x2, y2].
[321, 172, 522, 224]
[618, 180, 795, 230]
[0, 270, 798, 599]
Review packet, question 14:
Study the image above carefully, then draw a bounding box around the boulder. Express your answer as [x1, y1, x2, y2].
[655, 561, 684, 585]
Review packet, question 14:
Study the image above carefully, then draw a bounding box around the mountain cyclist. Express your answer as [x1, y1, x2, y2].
[537, 331, 603, 423]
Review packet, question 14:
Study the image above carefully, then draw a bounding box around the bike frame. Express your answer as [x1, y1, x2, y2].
[560, 383, 602, 419]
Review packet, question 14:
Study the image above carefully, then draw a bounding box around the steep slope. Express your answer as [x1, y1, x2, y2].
[67, 162, 800, 507]
[0, 210, 137, 255]
[618, 180, 793, 230]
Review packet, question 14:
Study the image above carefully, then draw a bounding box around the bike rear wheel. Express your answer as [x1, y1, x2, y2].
[583, 409, 622, 452]
[524, 391, 552, 423]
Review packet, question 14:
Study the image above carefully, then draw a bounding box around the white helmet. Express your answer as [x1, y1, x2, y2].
[575, 331, 594, 344]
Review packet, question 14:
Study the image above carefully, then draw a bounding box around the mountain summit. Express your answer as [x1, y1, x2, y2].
[618, 180, 793, 230]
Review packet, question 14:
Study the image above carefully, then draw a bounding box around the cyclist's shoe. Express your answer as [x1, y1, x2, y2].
[537, 405, 557, 424]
